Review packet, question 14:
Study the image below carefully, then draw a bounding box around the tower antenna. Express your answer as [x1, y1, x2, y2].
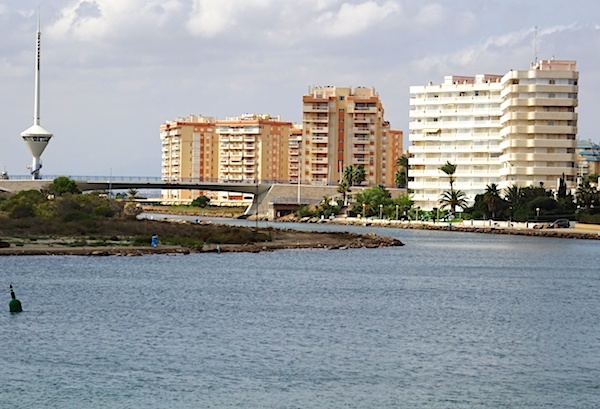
[21, 9, 53, 180]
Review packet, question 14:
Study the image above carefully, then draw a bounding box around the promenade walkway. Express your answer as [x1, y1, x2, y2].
[330, 217, 600, 240]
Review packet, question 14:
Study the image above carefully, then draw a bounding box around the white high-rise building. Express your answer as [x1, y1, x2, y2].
[408, 75, 503, 210]
[499, 60, 578, 191]
[408, 59, 579, 211]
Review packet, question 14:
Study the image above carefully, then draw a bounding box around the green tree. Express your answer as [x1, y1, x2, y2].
[352, 185, 392, 217]
[48, 176, 80, 196]
[352, 165, 366, 186]
[337, 181, 351, 205]
[395, 155, 409, 188]
[391, 194, 414, 218]
[439, 161, 457, 191]
[394, 169, 407, 188]
[343, 165, 355, 186]
[439, 189, 468, 214]
[484, 183, 503, 219]
[191, 195, 211, 208]
[0, 190, 45, 219]
[576, 180, 599, 209]
[127, 188, 139, 200]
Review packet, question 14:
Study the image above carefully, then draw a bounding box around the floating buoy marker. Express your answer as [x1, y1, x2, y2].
[9, 285, 22, 313]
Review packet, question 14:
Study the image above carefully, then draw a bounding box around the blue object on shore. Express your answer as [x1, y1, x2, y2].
[151, 235, 158, 247]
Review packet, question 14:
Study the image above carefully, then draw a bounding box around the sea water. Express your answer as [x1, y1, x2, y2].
[1, 226, 599, 408]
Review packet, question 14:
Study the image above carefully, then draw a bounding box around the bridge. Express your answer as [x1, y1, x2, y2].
[0, 175, 275, 215]
[0, 175, 407, 219]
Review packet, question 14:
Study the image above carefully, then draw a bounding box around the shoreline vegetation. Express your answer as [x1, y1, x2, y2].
[1, 181, 597, 257]
[0, 202, 404, 256]
[0, 222, 404, 256]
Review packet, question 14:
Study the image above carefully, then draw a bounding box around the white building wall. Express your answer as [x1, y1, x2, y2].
[408, 75, 503, 210]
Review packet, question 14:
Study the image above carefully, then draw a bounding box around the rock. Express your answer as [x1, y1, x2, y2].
[0, 241, 10, 248]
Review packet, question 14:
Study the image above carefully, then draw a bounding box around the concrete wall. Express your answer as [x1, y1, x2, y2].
[0, 180, 51, 193]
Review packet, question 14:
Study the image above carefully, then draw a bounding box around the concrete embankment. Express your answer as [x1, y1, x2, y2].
[304, 217, 600, 241]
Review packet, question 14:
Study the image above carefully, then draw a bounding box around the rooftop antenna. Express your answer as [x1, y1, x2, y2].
[21, 9, 53, 180]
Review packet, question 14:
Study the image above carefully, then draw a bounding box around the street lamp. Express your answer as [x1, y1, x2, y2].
[536, 207, 540, 220]
[379, 203, 383, 219]
[395, 204, 399, 220]
[362, 203, 366, 218]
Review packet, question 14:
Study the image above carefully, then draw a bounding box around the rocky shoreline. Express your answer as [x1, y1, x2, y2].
[0, 230, 404, 256]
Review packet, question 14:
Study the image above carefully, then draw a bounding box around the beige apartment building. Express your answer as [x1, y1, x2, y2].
[289, 124, 303, 184]
[499, 59, 578, 191]
[160, 115, 218, 203]
[160, 114, 293, 204]
[409, 59, 579, 210]
[302, 86, 402, 186]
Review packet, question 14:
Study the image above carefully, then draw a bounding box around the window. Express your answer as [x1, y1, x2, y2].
[549, 79, 556, 85]
[339, 96, 345, 101]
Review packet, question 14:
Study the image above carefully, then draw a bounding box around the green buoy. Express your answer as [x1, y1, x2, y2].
[9, 285, 22, 313]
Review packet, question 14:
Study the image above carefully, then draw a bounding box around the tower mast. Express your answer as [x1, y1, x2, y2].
[21, 11, 53, 180]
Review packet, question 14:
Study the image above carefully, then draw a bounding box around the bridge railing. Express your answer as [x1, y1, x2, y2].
[3, 175, 341, 186]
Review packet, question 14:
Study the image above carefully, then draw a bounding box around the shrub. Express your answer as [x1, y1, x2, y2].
[191, 195, 210, 208]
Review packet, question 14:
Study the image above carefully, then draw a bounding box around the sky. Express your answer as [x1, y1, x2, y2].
[1, 0, 600, 178]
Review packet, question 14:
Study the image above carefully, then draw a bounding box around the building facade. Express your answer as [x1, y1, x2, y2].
[499, 60, 578, 192]
[302, 86, 402, 186]
[160, 114, 294, 204]
[577, 139, 600, 178]
[160, 115, 218, 203]
[408, 75, 504, 210]
[409, 59, 579, 210]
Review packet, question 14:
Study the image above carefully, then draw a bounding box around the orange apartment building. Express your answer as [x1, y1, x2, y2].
[160, 114, 294, 204]
[160, 115, 218, 203]
[301, 86, 402, 186]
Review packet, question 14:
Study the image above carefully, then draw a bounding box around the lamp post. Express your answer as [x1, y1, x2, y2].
[362, 203, 366, 218]
[379, 203, 383, 219]
[536, 207, 540, 220]
[395, 204, 399, 220]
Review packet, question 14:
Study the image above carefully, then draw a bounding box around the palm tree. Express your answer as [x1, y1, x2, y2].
[484, 183, 503, 218]
[394, 169, 407, 188]
[503, 185, 522, 219]
[354, 184, 391, 217]
[576, 180, 599, 209]
[439, 161, 457, 190]
[352, 165, 366, 186]
[343, 165, 355, 186]
[337, 181, 351, 206]
[439, 189, 468, 214]
[395, 155, 409, 187]
[127, 188, 139, 200]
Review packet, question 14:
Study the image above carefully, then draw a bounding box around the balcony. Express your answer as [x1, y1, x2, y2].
[353, 106, 378, 113]
[311, 157, 328, 164]
[303, 105, 329, 112]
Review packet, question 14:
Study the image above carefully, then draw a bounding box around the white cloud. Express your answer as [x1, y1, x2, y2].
[48, 0, 183, 42]
[316, 1, 400, 37]
[186, 0, 273, 37]
[412, 3, 444, 27]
